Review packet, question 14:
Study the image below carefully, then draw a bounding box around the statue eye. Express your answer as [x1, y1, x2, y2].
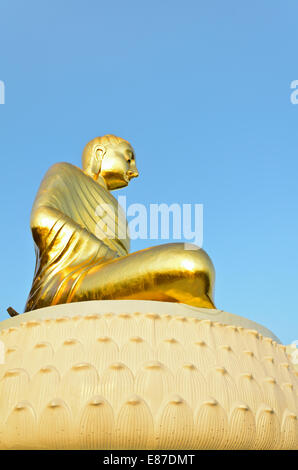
[126, 151, 134, 164]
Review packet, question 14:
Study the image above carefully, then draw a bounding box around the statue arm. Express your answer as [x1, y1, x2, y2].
[31, 204, 101, 246]
[30, 163, 118, 261]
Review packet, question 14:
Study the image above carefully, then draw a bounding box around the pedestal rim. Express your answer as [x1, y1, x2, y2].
[2, 300, 281, 343]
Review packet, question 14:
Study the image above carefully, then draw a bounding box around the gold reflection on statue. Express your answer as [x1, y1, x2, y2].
[25, 135, 216, 312]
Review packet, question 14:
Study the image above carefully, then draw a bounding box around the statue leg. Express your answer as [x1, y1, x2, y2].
[72, 243, 216, 309]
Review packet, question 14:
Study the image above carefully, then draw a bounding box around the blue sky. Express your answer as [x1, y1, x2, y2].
[0, 0, 297, 343]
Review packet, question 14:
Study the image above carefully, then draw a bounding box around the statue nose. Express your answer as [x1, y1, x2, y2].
[127, 169, 139, 179]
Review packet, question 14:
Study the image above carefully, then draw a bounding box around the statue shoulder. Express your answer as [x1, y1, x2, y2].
[37, 162, 84, 191]
[45, 162, 80, 178]
[32, 162, 81, 216]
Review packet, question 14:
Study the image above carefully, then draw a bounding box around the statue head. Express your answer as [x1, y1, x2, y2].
[82, 134, 139, 190]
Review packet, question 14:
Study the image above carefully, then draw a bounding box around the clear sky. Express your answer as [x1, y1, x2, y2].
[0, 0, 297, 344]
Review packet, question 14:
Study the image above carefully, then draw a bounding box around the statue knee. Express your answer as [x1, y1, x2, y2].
[176, 245, 214, 272]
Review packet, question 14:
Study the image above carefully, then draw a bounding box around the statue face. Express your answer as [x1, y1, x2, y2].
[100, 142, 139, 190]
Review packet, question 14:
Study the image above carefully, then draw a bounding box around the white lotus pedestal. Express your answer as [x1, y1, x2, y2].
[0, 300, 297, 450]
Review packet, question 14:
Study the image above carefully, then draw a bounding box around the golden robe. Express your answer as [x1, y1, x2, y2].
[25, 163, 128, 311]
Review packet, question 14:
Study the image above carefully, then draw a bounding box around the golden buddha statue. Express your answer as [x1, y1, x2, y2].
[24, 135, 216, 312]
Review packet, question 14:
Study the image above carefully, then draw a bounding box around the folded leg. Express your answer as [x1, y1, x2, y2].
[70, 243, 216, 309]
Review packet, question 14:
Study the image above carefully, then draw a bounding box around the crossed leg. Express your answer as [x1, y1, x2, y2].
[72, 243, 216, 309]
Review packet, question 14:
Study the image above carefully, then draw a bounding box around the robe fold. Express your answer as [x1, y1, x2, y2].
[24, 162, 129, 312]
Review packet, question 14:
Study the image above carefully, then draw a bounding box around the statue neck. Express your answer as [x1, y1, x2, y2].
[83, 169, 108, 190]
[95, 173, 108, 190]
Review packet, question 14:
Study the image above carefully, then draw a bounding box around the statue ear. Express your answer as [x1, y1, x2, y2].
[91, 145, 105, 176]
